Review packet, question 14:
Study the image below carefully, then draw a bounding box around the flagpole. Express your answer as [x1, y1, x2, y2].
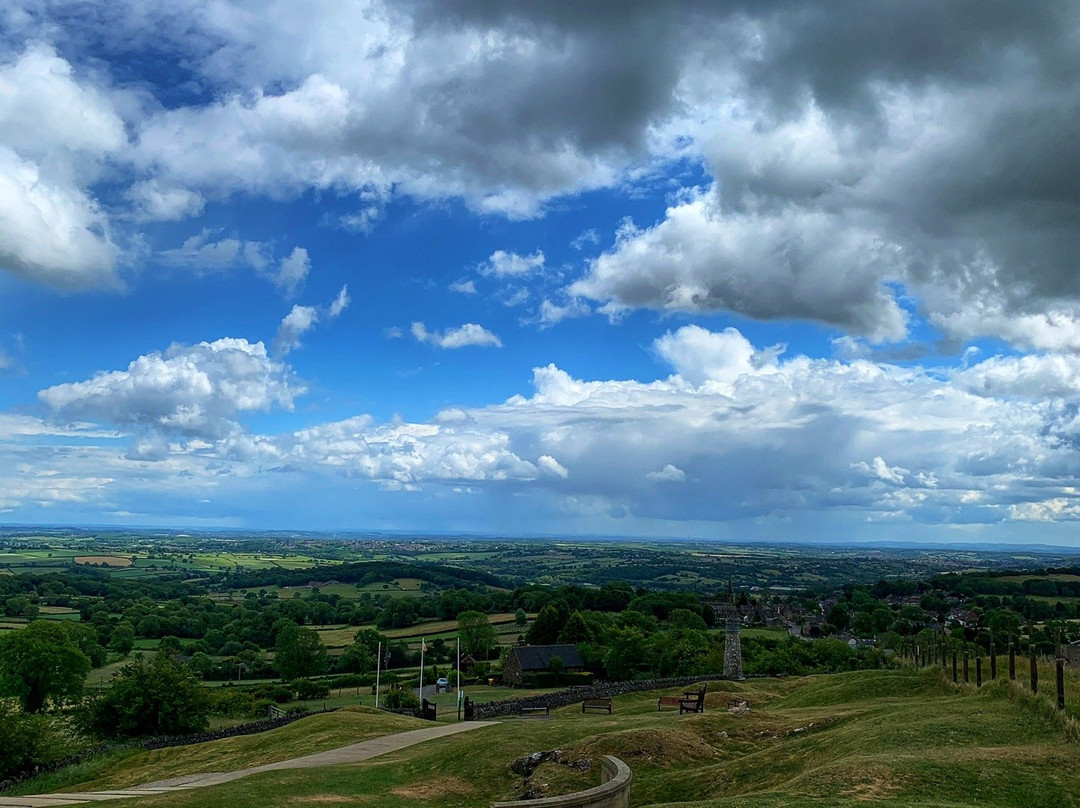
[375, 641, 381, 710]
[456, 636, 461, 721]
[418, 638, 425, 698]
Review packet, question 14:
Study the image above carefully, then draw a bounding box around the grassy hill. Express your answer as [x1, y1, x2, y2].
[16, 669, 1080, 807]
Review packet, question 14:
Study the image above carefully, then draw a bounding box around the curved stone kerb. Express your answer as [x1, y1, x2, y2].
[491, 755, 632, 808]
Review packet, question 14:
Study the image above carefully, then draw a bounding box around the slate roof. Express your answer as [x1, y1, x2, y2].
[511, 644, 583, 671]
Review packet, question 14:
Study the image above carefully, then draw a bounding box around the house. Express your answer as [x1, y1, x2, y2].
[502, 644, 583, 686]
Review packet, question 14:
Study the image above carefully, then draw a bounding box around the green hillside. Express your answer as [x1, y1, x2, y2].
[15, 669, 1080, 807]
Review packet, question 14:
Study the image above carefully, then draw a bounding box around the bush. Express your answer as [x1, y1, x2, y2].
[381, 688, 420, 710]
[291, 678, 330, 700]
[86, 652, 211, 737]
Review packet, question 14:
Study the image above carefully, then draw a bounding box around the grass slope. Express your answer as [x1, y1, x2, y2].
[23, 669, 1080, 807]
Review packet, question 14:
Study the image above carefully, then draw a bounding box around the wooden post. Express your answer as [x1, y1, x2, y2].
[963, 649, 969, 684]
[1009, 641, 1015, 681]
[952, 646, 958, 683]
[1030, 646, 1039, 694]
[1057, 657, 1065, 711]
[976, 657, 982, 687]
[990, 640, 997, 680]
[941, 641, 946, 669]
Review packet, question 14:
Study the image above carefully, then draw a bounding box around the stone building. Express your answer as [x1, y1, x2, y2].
[502, 644, 584, 686]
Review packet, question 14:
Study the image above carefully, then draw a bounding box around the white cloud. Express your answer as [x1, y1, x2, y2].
[274, 285, 350, 355]
[537, 455, 569, 479]
[126, 180, 205, 222]
[273, 246, 310, 298]
[647, 464, 685, 483]
[411, 322, 502, 349]
[39, 338, 303, 441]
[0, 45, 124, 289]
[654, 325, 773, 387]
[539, 298, 591, 327]
[450, 279, 477, 295]
[159, 231, 247, 270]
[273, 305, 319, 356]
[158, 232, 312, 297]
[479, 250, 545, 278]
[572, 190, 909, 343]
[328, 284, 350, 318]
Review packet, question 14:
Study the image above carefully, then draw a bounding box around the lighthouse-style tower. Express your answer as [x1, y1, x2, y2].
[723, 578, 744, 680]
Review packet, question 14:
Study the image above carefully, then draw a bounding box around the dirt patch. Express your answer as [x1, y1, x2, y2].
[391, 775, 474, 799]
[291, 796, 359, 804]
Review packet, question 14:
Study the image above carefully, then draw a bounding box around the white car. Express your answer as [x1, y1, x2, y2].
[436, 677, 449, 688]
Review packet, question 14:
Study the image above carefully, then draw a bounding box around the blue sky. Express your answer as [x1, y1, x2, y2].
[3, 1, 1080, 544]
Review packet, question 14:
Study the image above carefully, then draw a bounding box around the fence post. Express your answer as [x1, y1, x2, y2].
[1009, 641, 1015, 681]
[1057, 656, 1065, 711]
[976, 657, 982, 687]
[963, 649, 969, 684]
[952, 646, 958, 684]
[1030, 647, 1039, 694]
[990, 640, 996, 680]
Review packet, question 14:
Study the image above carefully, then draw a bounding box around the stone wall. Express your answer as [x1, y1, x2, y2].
[491, 755, 632, 808]
[472, 674, 734, 720]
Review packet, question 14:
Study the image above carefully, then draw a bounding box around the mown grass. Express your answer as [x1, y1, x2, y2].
[45, 707, 425, 794]
[24, 669, 1080, 807]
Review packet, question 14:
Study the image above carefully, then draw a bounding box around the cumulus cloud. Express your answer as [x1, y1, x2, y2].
[39, 338, 303, 441]
[328, 284, 351, 318]
[273, 305, 319, 356]
[479, 250, 545, 278]
[158, 232, 314, 297]
[411, 322, 502, 349]
[573, 191, 910, 343]
[654, 325, 774, 387]
[449, 279, 477, 295]
[273, 285, 350, 355]
[273, 246, 310, 298]
[647, 464, 685, 483]
[126, 180, 205, 222]
[0, 44, 125, 289]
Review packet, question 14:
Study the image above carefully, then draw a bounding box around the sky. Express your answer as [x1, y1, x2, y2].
[2, 1, 1080, 544]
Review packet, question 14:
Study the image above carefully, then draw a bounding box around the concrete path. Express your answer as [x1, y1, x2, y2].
[0, 721, 498, 807]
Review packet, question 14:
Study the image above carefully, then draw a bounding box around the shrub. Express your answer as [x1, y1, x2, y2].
[382, 689, 420, 710]
[291, 678, 330, 700]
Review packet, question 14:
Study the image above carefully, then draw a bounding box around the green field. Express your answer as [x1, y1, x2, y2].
[15, 668, 1080, 807]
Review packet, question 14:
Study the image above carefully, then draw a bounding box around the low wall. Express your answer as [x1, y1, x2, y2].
[472, 673, 735, 719]
[491, 755, 632, 808]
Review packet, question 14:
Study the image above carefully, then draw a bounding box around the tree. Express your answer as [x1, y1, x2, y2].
[458, 610, 497, 659]
[557, 611, 594, 643]
[0, 620, 90, 713]
[525, 605, 563, 645]
[274, 621, 327, 680]
[110, 622, 136, 656]
[87, 652, 210, 737]
[515, 608, 528, 629]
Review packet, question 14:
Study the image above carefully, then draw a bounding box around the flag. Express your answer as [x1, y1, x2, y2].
[421, 638, 427, 653]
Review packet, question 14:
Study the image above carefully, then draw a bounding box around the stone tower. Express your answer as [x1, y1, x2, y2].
[723, 578, 744, 680]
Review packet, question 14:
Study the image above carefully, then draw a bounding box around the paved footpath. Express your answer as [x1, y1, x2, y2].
[0, 721, 498, 807]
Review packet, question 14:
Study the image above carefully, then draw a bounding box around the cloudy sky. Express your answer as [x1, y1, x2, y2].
[2, 1, 1080, 544]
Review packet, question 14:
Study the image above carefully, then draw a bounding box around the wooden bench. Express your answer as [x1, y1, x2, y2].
[679, 684, 707, 714]
[519, 705, 550, 718]
[582, 697, 612, 714]
[659, 685, 707, 714]
[657, 695, 683, 710]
